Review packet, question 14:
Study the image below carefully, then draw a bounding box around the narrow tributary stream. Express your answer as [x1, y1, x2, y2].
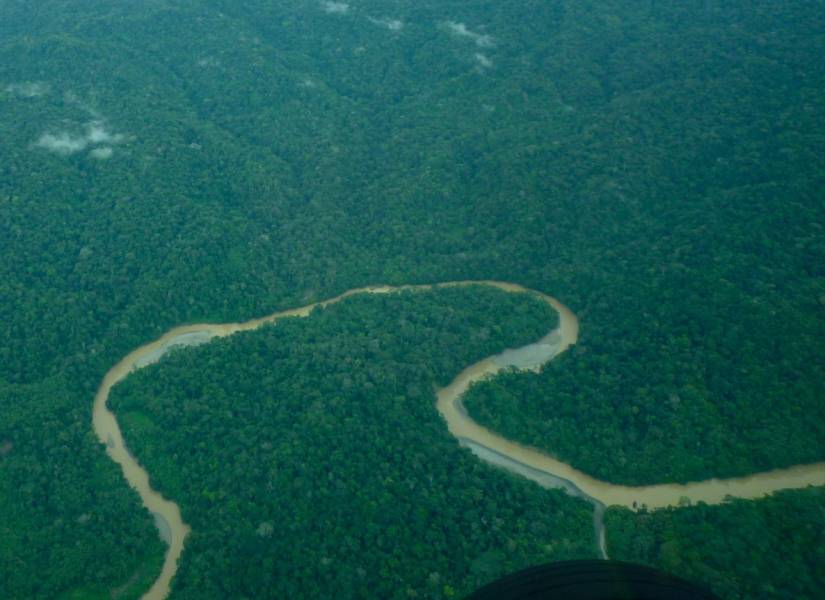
[93, 281, 825, 598]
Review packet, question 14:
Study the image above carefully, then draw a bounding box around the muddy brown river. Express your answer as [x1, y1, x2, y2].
[92, 281, 825, 598]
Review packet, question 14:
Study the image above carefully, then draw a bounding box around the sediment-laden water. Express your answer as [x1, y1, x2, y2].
[93, 281, 825, 598]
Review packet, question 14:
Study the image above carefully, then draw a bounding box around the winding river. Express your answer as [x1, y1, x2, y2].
[92, 281, 825, 599]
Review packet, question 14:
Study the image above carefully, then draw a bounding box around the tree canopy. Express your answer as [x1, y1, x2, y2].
[1, 1, 823, 597]
[605, 487, 825, 599]
[109, 287, 596, 598]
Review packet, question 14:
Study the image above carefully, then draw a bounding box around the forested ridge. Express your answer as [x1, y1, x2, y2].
[1, 0, 823, 597]
[108, 288, 595, 598]
[605, 488, 825, 599]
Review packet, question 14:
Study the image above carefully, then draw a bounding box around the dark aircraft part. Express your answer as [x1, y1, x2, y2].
[465, 560, 720, 600]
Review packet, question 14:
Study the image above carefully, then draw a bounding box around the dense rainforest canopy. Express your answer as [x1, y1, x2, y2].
[108, 287, 596, 599]
[1, 1, 823, 598]
[605, 487, 825, 599]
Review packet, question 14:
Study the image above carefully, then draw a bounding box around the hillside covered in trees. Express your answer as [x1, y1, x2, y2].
[1, 1, 823, 597]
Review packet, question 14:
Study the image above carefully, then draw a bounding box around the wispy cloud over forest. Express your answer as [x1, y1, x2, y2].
[444, 21, 495, 47]
[35, 121, 125, 157]
[321, 1, 349, 14]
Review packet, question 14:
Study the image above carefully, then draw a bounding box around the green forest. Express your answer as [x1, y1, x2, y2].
[1, 0, 823, 598]
[605, 487, 825, 599]
[108, 287, 596, 598]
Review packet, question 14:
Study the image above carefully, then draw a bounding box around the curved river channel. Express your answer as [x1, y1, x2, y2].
[93, 280, 825, 599]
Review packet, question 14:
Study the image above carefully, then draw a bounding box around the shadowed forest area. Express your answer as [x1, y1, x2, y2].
[605, 487, 825, 599]
[1, 1, 823, 598]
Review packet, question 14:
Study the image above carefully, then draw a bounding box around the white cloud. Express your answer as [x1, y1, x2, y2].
[5, 82, 49, 98]
[87, 122, 124, 144]
[35, 121, 125, 157]
[90, 147, 114, 160]
[446, 21, 471, 36]
[87, 124, 110, 144]
[444, 21, 495, 48]
[321, 1, 349, 14]
[475, 53, 493, 68]
[35, 132, 88, 155]
[369, 17, 403, 31]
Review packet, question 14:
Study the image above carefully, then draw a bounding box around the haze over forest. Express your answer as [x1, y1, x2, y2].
[1, 1, 823, 599]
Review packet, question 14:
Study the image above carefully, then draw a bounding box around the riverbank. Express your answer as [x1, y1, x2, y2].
[92, 281, 825, 599]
